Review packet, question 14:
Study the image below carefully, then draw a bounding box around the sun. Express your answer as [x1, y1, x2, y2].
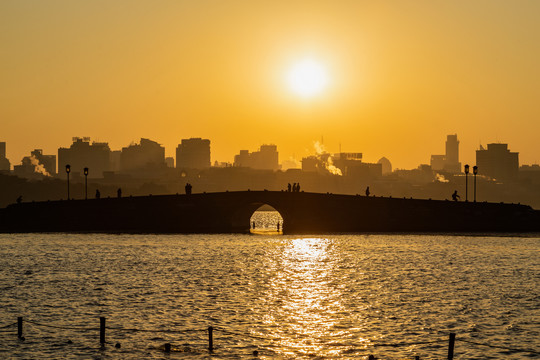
[287, 59, 329, 98]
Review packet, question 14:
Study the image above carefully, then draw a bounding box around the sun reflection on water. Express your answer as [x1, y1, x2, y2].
[261, 237, 370, 357]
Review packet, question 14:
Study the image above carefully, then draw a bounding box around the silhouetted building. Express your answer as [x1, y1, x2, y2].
[301, 152, 346, 175]
[430, 134, 461, 173]
[234, 150, 250, 168]
[213, 161, 232, 168]
[476, 143, 519, 181]
[445, 134, 461, 172]
[13, 157, 35, 177]
[301, 152, 379, 177]
[301, 155, 322, 172]
[520, 164, 540, 185]
[31, 149, 56, 175]
[333, 153, 363, 175]
[520, 164, 540, 172]
[120, 138, 165, 172]
[58, 137, 111, 178]
[377, 157, 392, 174]
[256, 144, 279, 170]
[430, 155, 446, 171]
[347, 162, 383, 179]
[0, 142, 10, 171]
[110, 150, 121, 172]
[13, 149, 56, 178]
[176, 138, 210, 169]
[234, 144, 279, 171]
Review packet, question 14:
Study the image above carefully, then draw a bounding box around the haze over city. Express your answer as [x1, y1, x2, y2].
[2, 1, 540, 169]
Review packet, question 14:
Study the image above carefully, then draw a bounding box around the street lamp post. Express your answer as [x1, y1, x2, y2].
[473, 165, 478, 202]
[84, 167, 89, 200]
[464, 164, 469, 202]
[65, 164, 71, 200]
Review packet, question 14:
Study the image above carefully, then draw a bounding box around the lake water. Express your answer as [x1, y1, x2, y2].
[0, 212, 539, 359]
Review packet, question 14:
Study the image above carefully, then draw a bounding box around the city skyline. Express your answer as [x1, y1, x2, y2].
[2, 1, 540, 169]
[0, 134, 537, 173]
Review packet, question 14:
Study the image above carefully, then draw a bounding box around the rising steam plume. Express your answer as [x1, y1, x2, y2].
[30, 156, 51, 177]
[312, 141, 342, 176]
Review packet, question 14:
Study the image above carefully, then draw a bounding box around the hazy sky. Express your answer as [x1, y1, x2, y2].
[1, 0, 539, 169]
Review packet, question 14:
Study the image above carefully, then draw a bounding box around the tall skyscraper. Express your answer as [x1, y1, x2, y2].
[0, 142, 10, 171]
[176, 138, 211, 169]
[445, 134, 459, 164]
[444, 134, 461, 172]
[430, 134, 461, 173]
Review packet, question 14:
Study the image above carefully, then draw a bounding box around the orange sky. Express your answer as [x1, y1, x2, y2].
[1, 1, 539, 169]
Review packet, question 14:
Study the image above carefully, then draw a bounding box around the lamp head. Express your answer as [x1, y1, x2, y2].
[84, 167, 89, 176]
[473, 165, 478, 175]
[65, 164, 71, 174]
[464, 164, 469, 174]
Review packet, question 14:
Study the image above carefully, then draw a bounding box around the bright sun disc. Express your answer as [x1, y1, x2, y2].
[287, 59, 328, 98]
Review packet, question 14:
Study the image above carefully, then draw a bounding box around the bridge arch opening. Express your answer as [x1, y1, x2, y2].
[250, 204, 283, 234]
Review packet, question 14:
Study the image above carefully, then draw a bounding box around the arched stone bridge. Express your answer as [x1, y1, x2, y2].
[1, 191, 539, 233]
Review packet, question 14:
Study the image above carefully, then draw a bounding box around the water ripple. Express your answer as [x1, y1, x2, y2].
[0, 224, 539, 359]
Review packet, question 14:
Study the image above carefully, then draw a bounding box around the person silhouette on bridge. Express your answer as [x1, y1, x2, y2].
[452, 190, 460, 202]
[296, 183, 301, 192]
[117, 188, 122, 198]
[277, 222, 280, 232]
[95, 189, 101, 199]
[365, 186, 370, 197]
[185, 183, 192, 195]
[292, 183, 297, 192]
[287, 183, 291, 192]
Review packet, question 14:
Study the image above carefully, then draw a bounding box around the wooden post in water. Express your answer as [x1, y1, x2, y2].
[448, 333, 456, 360]
[17, 317, 23, 339]
[100, 317, 106, 345]
[164, 343, 171, 352]
[208, 326, 213, 352]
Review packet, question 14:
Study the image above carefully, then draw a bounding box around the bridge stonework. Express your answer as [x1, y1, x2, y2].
[0, 191, 538, 234]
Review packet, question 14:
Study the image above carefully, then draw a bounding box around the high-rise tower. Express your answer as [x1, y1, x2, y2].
[444, 134, 461, 173]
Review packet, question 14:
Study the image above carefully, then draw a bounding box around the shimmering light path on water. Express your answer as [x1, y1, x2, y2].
[0, 220, 538, 358]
